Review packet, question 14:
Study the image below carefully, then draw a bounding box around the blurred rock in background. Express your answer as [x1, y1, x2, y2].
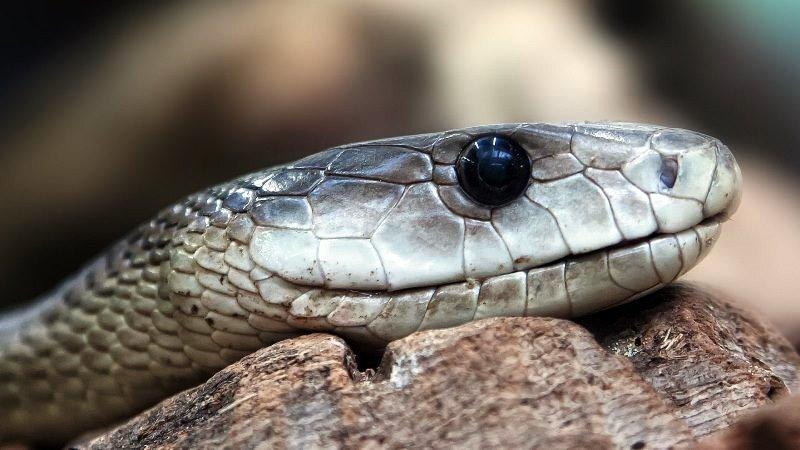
[0, 0, 797, 343]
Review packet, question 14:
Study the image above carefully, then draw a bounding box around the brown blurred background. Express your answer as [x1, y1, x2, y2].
[0, 0, 798, 343]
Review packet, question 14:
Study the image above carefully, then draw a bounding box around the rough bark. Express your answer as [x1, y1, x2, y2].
[698, 395, 800, 450]
[75, 284, 800, 449]
[582, 283, 800, 437]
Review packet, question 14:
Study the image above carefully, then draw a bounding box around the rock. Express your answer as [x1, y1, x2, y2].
[76, 284, 800, 449]
[698, 395, 800, 450]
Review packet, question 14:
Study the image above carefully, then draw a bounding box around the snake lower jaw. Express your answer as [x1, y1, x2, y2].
[281, 217, 725, 354]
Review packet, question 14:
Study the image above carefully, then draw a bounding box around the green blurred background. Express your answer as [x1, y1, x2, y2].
[0, 0, 797, 343]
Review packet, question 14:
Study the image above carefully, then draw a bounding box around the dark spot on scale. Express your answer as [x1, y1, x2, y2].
[659, 157, 679, 188]
[205, 318, 215, 326]
[190, 305, 199, 315]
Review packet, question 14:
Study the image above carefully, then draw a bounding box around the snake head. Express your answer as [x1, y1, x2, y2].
[245, 123, 738, 286]
[207, 122, 741, 323]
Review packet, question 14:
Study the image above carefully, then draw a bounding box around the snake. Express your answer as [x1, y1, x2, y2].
[0, 122, 741, 444]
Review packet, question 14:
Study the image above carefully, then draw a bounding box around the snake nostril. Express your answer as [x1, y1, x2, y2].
[659, 157, 678, 189]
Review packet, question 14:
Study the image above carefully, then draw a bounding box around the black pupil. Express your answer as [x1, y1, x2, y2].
[456, 135, 531, 206]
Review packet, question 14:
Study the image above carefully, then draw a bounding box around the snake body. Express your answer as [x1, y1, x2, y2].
[0, 122, 741, 444]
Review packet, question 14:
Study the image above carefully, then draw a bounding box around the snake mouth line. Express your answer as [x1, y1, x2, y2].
[590, 214, 725, 260]
[285, 214, 724, 348]
[470, 215, 723, 313]
[317, 215, 727, 349]
[379, 216, 726, 295]
[459, 214, 724, 290]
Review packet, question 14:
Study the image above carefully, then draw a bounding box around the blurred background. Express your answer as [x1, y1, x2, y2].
[0, 0, 797, 344]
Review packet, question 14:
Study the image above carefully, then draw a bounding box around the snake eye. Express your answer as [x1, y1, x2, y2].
[456, 135, 531, 206]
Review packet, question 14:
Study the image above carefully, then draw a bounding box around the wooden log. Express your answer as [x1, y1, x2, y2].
[76, 284, 800, 449]
[699, 395, 800, 449]
[582, 283, 800, 438]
